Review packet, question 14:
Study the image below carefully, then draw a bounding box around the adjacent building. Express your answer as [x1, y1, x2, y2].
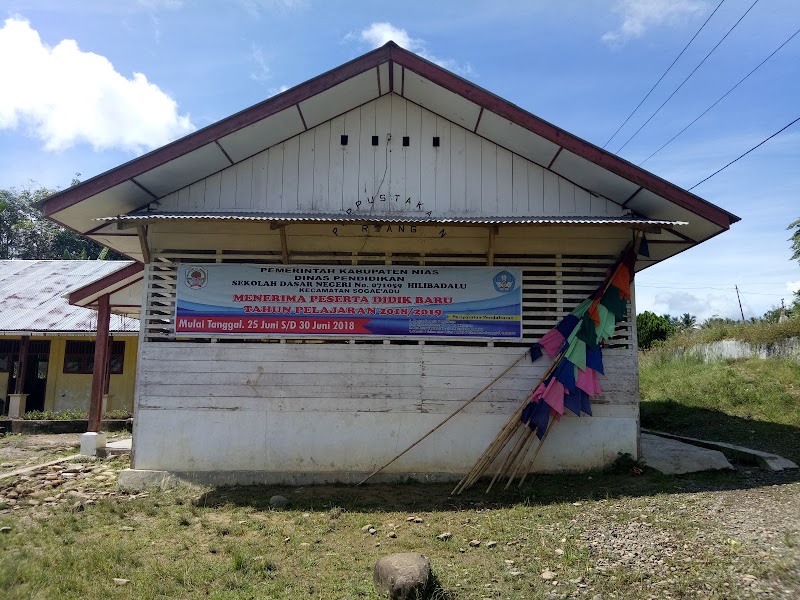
[0, 260, 140, 417]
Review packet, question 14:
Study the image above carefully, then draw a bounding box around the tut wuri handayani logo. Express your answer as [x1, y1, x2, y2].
[185, 267, 208, 289]
[493, 270, 515, 293]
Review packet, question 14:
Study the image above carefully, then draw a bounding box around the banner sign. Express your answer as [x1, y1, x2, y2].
[175, 264, 523, 339]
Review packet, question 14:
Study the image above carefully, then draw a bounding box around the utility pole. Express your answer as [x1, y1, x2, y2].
[735, 285, 745, 321]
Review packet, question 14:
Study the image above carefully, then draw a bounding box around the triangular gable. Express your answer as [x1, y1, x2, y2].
[36, 42, 738, 266]
[153, 94, 625, 219]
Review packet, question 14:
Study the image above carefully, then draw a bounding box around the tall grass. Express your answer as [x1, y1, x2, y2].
[656, 318, 800, 350]
[640, 321, 800, 461]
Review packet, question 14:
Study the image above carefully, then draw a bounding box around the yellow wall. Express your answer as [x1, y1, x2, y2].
[1, 334, 138, 415]
[0, 372, 8, 402]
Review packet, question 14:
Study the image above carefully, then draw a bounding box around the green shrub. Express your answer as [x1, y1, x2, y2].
[103, 409, 133, 420]
[20, 408, 132, 420]
[21, 409, 88, 420]
[636, 311, 675, 349]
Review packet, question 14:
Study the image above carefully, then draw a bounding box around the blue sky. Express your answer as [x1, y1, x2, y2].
[1, 0, 798, 320]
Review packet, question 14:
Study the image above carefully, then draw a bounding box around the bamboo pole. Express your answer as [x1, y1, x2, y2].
[504, 427, 538, 489]
[485, 426, 529, 493]
[451, 350, 564, 495]
[457, 238, 641, 495]
[357, 350, 529, 486]
[451, 401, 528, 495]
[516, 419, 555, 488]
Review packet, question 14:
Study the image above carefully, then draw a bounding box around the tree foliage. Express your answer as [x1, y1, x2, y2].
[0, 184, 124, 260]
[636, 311, 675, 350]
[790, 218, 800, 265]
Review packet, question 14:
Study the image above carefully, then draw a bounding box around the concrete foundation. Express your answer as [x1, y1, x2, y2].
[117, 467, 553, 491]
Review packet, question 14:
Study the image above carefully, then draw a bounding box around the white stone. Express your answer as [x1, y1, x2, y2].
[80, 432, 108, 457]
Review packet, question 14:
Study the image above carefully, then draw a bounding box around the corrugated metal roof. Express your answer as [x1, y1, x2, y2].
[0, 261, 140, 333]
[100, 212, 686, 226]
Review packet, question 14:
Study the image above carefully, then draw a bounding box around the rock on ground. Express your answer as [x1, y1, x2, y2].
[373, 552, 431, 600]
[269, 495, 289, 508]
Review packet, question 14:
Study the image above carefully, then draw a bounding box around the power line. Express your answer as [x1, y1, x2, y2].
[689, 115, 800, 190]
[601, 0, 726, 149]
[614, 0, 761, 154]
[639, 27, 800, 166]
[638, 279, 793, 285]
[637, 284, 787, 297]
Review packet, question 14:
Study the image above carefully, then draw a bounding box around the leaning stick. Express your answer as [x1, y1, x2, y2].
[485, 426, 530, 493]
[516, 418, 555, 488]
[451, 402, 527, 495]
[503, 428, 538, 489]
[452, 351, 564, 495]
[356, 350, 529, 486]
[459, 239, 642, 494]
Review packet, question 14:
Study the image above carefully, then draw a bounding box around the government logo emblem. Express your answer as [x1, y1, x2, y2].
[185, 266, 208, 289]
[493, 270, 515, 293]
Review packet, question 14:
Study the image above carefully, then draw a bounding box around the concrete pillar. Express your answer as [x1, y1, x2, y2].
[7, 393, 28, 418]
[88, 295, 111, 432]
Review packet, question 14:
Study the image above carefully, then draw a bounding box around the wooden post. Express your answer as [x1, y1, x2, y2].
[89, 295, 111, 432]
[14, 336, 30, 395]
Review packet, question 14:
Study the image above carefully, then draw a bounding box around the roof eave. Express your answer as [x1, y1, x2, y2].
[388, 45, 739, 229]
[37, 41, 739, 231]
[36, 43, 396, 216]
[67, 262, 144, 306]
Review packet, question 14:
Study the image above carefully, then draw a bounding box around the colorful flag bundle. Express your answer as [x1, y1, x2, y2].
[521, 242, 645, 438]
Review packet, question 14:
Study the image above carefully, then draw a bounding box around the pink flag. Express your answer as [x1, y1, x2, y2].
[591, 368, 602, 396]
[531, 382, 547, 401]
[576, 367, 601, 396]
[538, 329, 565, 358]
[542, 378, 565, 415]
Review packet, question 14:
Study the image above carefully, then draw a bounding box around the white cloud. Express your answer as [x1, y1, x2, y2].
[136, 0, 184, 43]
[787, 281, 800, 295]
[136, 0, 184, 9]
[239, 0, 307, 17]
[651, 290, 750, 321]
[249, 43, 271, 82]
[602, 0, 705, 46]
[0, 17, 195, 153]
[354, 22, 473, 76]
[269, 84, 290, 97]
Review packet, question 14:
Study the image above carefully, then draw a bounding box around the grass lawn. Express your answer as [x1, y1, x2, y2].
[1, 339, 798, 598]
[640, 354, 800, 463]
[1, 453, 798, 599]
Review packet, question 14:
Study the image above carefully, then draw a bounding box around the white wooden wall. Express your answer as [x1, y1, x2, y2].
[132, 343, 639, 476]
[132, 227, 640, 479]
[157, 94, 624, 218]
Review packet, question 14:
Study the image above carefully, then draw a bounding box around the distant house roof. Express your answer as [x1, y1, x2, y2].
[0, 261, 140, 334]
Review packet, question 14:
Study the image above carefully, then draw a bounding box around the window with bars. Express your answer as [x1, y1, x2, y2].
[0, 340, 19, 373]
[63, 340, 126, 374]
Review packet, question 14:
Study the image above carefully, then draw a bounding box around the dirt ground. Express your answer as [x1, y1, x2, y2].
[0, 432, 129, 472]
